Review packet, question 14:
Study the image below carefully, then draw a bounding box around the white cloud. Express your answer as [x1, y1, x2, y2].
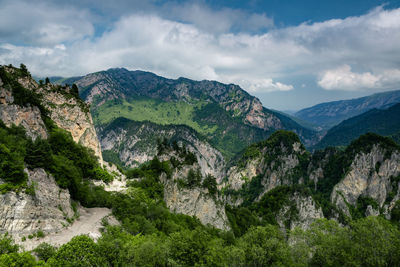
[0, 0, 94, 45]
[163, 2, 274, 34]
[318, 65, 400, 91]
[1, 3, 400, 96]
[380, 69, 400, 86]
[318, 65, 379, 90]
[233, 78, 293, 93]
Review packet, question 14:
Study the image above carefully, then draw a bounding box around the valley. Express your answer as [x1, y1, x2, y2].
[1, 64, 400, 266]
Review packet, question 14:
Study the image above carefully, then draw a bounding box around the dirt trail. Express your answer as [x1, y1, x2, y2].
[19, 207, 113, 251]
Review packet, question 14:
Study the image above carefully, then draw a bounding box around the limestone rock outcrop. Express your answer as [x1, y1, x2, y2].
[0, 168, 73, 236]
[225, 135, 308, 202]
[277, 193, 323, 230]
[161, 166, 230, 230]
[99, 119, 225, 181]
[331, 145, 400, 217]
[36, 85, 103, 164]
[0, 78, 48, 140]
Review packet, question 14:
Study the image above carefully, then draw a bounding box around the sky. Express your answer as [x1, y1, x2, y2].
[0, 0, 400, 110]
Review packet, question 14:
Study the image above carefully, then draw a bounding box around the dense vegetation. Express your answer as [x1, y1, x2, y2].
[0, 121, 113, 201]
[2, 136, 400, 266]
[2, 195, 400, 266]
[315, 103, 400, 149]
[2, 127, 400, 266]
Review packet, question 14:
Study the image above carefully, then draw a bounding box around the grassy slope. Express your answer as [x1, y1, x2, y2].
[92, 98, 217, 135]
[93, 97, 271, 159]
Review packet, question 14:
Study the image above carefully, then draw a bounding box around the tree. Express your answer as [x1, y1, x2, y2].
[33, 242, 56, 262]
[0, 143, 27, 184]
[71, 84, 79, 99]
[202, 174, 217, 195]
[238, 225, 293, 266]
[199, 238, 231, 267]
[350, 216, 400, 266]
[45, 77, 50, 84]
[19, 64, 29, 76]
[25, 138, 52, 169]
[0, 252, 37, 266]
[47, 235, 106, 266]
[0, 233, 19, 255]
[186, 169, 202, 188]
[125, 236, 168, 267]
[92, 167, 114, 183]
[168, 228, 212, 266]
[290, 219, 355, 266]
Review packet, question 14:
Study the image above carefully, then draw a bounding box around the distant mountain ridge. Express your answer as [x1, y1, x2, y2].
[314, 103, 400, 149]
[59, 68, 317, 159]
[295, 90, 400, 129]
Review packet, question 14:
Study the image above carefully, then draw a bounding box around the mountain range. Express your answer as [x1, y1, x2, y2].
[57, 68, 317, 161]
[2, 64, 400, 265]
[314, 103, 400, 149]
[295, 89, 400, 129]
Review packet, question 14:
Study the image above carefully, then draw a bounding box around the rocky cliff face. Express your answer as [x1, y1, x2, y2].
[331, 145, 400, 218]
[276, 192, 323, 231]
[0, 66, 103, 164]
[35, 85, 103, 164]
[0, 65, 105, 237]
[256, 145, 304, 200]
[225, 158, 260, 191]
[73, 72, 120, 106]
[0, 77, 48, 140]
[99, 118, 226, 181]
[225, 131, 309, 202]
[0, 168, 74, 236]
[160, 165, 230, 230]
[222, 132, 400, 230]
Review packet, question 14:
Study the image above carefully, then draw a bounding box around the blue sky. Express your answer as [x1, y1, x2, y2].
[1, 0, 400, 110]
[208, 0, 398, 25]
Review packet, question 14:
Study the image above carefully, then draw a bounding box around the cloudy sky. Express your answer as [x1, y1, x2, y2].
[1, 0, 400, 110]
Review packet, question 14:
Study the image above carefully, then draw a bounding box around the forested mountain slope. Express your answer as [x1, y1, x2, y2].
[315, 103, 400, 149]
[295, 89, 400, 129]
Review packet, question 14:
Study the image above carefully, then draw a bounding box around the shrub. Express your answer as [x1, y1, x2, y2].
[92, 167, 114, 183]
[0, 252, 36, 266]
[0, 143, 27, 184]
[202, 174, 217, 195]
[186, 169, 202, 188]
[34, 243, 56, 262]
[0, 233, 19, 255]
[47, 235, 107, 266]
[36, 230, 45, 238]
[25, 138, 52, 169]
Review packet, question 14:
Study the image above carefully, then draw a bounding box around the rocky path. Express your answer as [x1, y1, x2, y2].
[19, 207, 114, 251]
